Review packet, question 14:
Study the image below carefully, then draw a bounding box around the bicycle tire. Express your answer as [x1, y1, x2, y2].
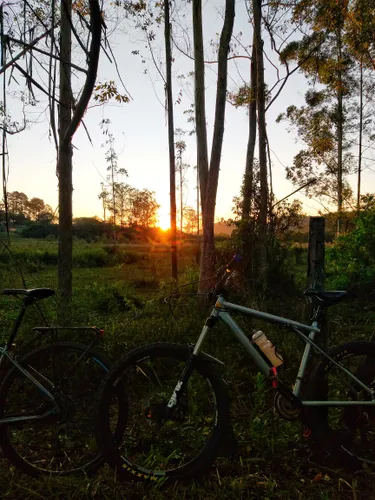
[304, 340, 375, 468]
[0, 341, 127, 477]
[95, 342, 230, 482]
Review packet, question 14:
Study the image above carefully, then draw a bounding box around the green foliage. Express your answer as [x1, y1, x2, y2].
[88, 281, 144, 314]
[22, 223, 59, 239]
[93, 81, 130, 103]
[0, 239, 145, 270]
[2, 191, 55, 224]
[327, 201, 375, 288]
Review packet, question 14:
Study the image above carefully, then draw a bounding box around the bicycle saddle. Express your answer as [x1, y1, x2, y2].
[2, 288, 55, 300]
[303, 289, 348, 306]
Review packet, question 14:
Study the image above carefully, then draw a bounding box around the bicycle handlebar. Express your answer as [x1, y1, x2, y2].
[210, 253, 243, 297]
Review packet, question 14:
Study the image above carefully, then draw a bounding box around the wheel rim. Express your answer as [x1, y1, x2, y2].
[107, 353, 219, 477]
[319, 350, 375, 465]
[0, 345, 108, 474]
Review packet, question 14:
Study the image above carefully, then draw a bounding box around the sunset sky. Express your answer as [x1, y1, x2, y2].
[3, 0, 374, 229]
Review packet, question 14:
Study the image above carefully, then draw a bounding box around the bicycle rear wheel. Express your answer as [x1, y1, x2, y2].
[0, 341, 126, 476]
[305, 341, 375, 468]
[95, 343, 230, 482]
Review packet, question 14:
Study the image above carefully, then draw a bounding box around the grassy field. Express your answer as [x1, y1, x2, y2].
[0, 237, 374, 499]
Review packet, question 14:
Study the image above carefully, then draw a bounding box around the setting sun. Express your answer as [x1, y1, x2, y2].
[158, 208, 170, 231]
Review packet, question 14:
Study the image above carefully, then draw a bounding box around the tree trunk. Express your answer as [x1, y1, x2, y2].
[180, 154, 183, 233]
[57, 0, 73, 325]
[241, 33, 257, 273]
[253, 0, 268, 284]
[192, 0, 209, 212]
[196, 165, 201, 264]
[57, 0, 101, 324]
[111, 152, 117, 243]
[336, 12, 344, 235]
[357, 60, 363, 213]
[198, 0, 235, 292]
[241, 33, 257, 221]
[337, 89, 343, 233]
[164, 0, 178, 281]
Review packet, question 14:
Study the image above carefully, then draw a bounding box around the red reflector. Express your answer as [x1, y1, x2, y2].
[302, 427, 312, 438]
[99, 329, 104, 337]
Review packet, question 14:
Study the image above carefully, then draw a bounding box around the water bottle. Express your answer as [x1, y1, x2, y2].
[252, 330, 284, 367]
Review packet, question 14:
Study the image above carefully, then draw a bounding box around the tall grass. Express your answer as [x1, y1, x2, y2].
[0, 237, 374, 499]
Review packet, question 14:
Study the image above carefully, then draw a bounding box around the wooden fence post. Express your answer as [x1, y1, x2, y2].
[307, 217, 325, 291]
[306, 217, 327, 347]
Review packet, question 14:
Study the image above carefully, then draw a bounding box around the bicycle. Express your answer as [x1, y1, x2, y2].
[95, 255, 375, 482]
[0, 287, 126, 477]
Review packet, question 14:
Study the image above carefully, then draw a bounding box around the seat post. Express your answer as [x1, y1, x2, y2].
[6, 299, 30, 350]
[312, 303, 324, 323]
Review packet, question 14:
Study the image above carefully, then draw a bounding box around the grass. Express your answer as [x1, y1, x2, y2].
[0, 237, 374, 499]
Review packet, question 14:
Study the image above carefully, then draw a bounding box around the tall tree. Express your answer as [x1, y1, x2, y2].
[57, 0, 101, 323]
[253, 0, 268, 281]
[175, 140, 187, 233]
[130, 188, 160, 227]
[164, 0, 178, 281]
[193, 0, 235, 292]
[279, 0, 355, 233]
[344, 0, 375, 210]
[57, 0, 73, 322]
[241, 34, 257, 225]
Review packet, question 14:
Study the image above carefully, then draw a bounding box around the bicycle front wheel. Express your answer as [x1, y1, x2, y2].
[96, 343, 230, 482]
[0, 341, 126, 476]
[305, 341, 375, 468]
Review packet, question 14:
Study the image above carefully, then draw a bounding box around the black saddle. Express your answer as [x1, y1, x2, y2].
[304, 289, 349, 307]
[2, 288, 55, 300]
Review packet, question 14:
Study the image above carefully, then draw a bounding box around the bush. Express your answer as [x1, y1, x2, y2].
[327, 209, 375, 289]
[73, 247, 108, 267]
[87, 281, 144, 313]
[22, 223, 58, 239]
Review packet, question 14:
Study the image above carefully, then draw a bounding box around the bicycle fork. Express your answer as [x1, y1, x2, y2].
[167, 314, 220, 410]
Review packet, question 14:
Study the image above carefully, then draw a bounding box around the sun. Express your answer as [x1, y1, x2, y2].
[158, 208, 170, 231]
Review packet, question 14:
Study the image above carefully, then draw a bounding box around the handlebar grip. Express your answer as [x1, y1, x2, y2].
[226, 253, 243, 270]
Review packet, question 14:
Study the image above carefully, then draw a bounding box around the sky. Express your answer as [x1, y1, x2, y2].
[2, 0, 374, 229]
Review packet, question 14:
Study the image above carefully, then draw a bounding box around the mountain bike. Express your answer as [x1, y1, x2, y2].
[95, 256, 375, 482]
[0, 287, 126, 477]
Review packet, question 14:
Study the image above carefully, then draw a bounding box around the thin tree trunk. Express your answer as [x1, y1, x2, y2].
[253, 0, 268, 284]
[199, 0, 235, 292]
[357, 60, 363, 213]
[164, 0, 178, 281]
[196, 164, 200, 264]
[196, 165, 200, 237]
[57, 0, 73, 325]
[241, 33, 257, 276]
[56, 0, 101, 324]
[337, 88, 343, 233]
[241, 33, 257, 221]
[336, 14, 343, 234]
[111, 153, 117, 243]
[180, 154, 183, 233]
[193, 0, 209, 212]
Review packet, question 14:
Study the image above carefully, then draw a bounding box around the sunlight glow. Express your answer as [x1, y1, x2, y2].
[158, 208, 170, 230]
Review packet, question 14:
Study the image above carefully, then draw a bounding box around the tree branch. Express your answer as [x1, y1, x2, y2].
[64, 0, 102, 143]
[7, 35, 88, 74]
[0, 27, 56, 76]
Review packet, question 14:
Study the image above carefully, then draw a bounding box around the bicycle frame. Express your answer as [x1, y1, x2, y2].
[168, 295, 375, 410]
[0, 347, 58, 424]
[0, 294, 103, 425]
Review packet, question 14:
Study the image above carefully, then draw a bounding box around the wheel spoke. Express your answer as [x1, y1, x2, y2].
[0, 343, 111, 475]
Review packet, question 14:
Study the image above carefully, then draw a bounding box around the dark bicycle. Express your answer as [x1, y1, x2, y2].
[95, 256, 375, 482]
[0, 287, 126, 476]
